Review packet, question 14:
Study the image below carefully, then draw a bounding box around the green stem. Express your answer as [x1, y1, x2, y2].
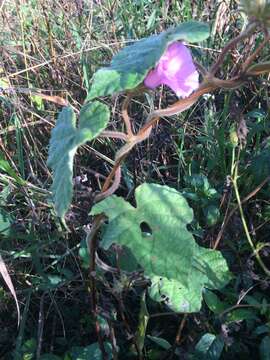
[231, 150, 270, 277]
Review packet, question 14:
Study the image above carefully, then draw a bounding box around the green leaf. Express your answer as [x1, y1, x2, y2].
[254, 325, 270, 336]
[149, 276, 201, 312]
[251, 146, 270, 183]
[68, 342, 112, 360]
[0, 153, 25, 185]
[31, 94, 44, 111]
[205, 205, 220, 226]
[91, 183, 231, 312]
[47, 102, 110, 219]
[147, 336, 171, 350]
[225, 308, 258, 324]
[79, 239, 90, 269]
[203, 289, 228, 314]
[194, 333, 224, 360]
[260, 336, 270, 360]
[92, 195, 134, 221]
[39, 355, 62, 360]
[185, 174, 210, 194]
[87, 21, 209, 99]
[135, 291, 149, 353]
[0, 209, 14, 237]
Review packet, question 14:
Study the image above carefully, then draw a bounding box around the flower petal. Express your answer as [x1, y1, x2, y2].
[144, 41, 199, 98]
[144, 68, 163, 89]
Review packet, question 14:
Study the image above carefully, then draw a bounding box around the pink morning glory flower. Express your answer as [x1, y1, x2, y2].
[144, 42, 199, 98]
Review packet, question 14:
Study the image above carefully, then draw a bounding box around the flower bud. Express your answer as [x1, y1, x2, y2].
[229, 131, 239, 147]
[229, 126, 239, 147]
[240, 0, 270, 26]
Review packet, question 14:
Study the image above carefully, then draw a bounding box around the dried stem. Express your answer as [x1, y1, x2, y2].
[210, 22, 258, 75]
[242, 33, 270, 72]
[168, 314, 188, 360]
[114, 292, 142, 359]
[36, 293, 45, 359]
[232, 152, 270, 277]
[99, 130, 128, 141]
[213, 175, 270, 250]
[108, 320, 119, 360]
[86, 216, 108, 360]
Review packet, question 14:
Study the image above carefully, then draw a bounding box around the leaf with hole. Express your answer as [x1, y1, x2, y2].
[91, 183, 231, 312]
[47, 103, 110, 219]
[87, 21, 209, 99]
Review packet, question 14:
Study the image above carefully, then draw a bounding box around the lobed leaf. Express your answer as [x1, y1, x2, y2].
[47, 102, 110, 219]
[87, 21, 210, 100]
[91, 183, 231, 313]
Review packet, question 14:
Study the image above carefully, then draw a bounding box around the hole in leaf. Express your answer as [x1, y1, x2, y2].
[140, 222, 153, 237]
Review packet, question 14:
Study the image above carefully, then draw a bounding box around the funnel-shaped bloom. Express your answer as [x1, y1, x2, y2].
[144, 42, 199, 98]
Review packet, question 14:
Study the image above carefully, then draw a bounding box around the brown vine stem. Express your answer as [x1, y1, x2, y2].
[138, 82, 217, 136]
[245, 62, 270, 76]
[210, 21, 258, 76]
[95, 166, 121, 202]
[99, 130, 128, 141]
[97, 77, 247, 204]
[122, 92, 134, 137]
[167, 314, 188, 360]
[101, 157, 123, 193]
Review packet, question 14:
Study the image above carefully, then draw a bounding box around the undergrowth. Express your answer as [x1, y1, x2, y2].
[0, 1, 270, 359]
